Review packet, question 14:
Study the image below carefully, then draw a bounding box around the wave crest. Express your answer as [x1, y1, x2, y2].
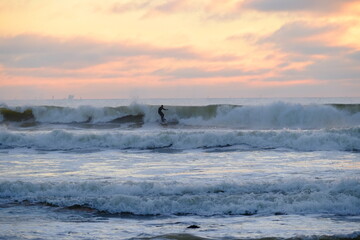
[0, 102, 359, 129]
[0, 128, 359, 151]
[1, 179, 359, 216]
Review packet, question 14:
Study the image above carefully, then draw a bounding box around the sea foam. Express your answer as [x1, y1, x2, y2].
[0, 128, 359, 151]
[1, 102, 359, 129]
[1, 178, 359, 216]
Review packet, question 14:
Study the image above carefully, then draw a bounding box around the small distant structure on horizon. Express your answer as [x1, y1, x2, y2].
[68, 95, 75, 100]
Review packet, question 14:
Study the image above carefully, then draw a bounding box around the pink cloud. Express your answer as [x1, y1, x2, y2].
[0, 34, 201, 70]
[244, 0, 359, 13]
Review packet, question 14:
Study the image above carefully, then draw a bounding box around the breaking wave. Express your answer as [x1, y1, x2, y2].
[1, 178, 359, 216]
[0, 128, 359, 152]
[1, 102, 359, 152]
[0, 102, 359, 129]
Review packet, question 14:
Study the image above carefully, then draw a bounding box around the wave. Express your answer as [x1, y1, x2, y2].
[1, 178, 359, 216]
[148, 232, 360, 240]
[0, 127, 359, 152]
[1, 102, 359, 129]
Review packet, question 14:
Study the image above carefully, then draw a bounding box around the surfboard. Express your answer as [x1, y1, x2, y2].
[158, 119, 178, 126]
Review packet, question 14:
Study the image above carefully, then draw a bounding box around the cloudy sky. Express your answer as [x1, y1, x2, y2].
[0, 0, 360, 99]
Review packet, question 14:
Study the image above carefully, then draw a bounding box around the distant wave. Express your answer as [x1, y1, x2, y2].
[1, 102, 359, 129]
[0, 127, 359, 152]
[1, 102, 359, 152]
[1, 178, 359, 216]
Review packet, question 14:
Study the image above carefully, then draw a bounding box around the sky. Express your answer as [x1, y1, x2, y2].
[0, 0, 360, 99]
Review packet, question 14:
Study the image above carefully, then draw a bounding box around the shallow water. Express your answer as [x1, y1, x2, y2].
[1, 98, 359, 239]
[1, 149, 359, 239]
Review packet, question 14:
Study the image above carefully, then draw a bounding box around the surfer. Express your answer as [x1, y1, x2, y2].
[158, 105, 168, 122]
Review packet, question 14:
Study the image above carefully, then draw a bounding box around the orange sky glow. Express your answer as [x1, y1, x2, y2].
[1, 0, 360, 99]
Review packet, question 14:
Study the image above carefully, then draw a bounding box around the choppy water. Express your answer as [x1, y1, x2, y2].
[1, 98, 359, 240]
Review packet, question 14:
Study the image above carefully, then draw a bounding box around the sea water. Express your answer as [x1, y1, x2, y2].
[0, 98, 359, 240]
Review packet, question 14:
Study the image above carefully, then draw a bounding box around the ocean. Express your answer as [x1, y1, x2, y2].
[0, 98, 359, 240]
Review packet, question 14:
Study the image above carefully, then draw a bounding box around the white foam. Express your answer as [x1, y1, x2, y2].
[2, 102, 359, 129]
[181, 102, 360, 129]
[1, 178, 359, 216]
[0, 128, 359, 151]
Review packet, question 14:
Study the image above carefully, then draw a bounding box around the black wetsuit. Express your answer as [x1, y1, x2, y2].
[158, 106, 167, 122]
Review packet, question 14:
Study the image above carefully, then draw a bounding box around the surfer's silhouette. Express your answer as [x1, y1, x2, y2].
[158, 105, 168, 122]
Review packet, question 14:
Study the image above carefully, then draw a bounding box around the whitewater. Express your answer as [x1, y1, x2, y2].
[1, 98, 360, 240]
